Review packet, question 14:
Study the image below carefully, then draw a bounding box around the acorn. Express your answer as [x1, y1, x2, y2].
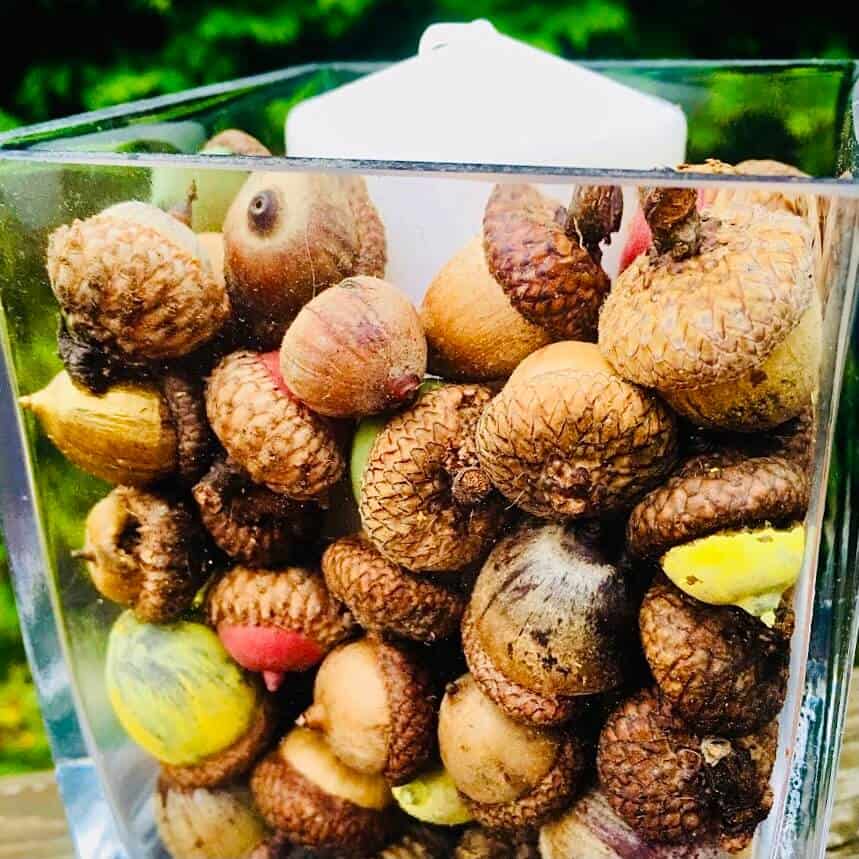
[224, 172, 386, 347]
[462, 519, 635, 726]
[597, 688, 777, 853]
[391, 766, 474, 825]
[639, 578, 789, 736]
[154, 780, 268, 859]
[359, 384, 503, 573]
[205, 349, 344, 501]
[193, 458, 317, 567]
[482, 183, 618, 340]
[47, 201, 230, 362]
[475, 342, 678, 519]
[438, 674, 585, 831]
[322, 534, 467, 642]
[280, 276, 427, 418]
[250, 726, 395, 854]
[79, 486, 209, 623]
[299, 637, 436, 785]
[106, 612, 272, 785]
[206, 565, 354, 692]
[599, 187, 819, 431]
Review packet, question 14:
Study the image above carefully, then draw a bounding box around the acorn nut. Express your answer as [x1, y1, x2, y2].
[439, 674, 585, 831]
[322, 534, 467, 642]
[205, 349, 344, 500]
[476, 341, 678, 519]
[224, 172, 386, 347]
[250, 726, 395, 853]
[80, 486, 209, 623]
[463, 519, 635, 725]
[360, 384, 503, 572]
[47, 201, 230, 362]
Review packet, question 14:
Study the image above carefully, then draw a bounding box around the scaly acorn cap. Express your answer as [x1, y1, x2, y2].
[20, 370, 177, 486]
[207, 565, 355, 652]
[456, 827, 539, 859]
[322, 534, 467, 642]
[639, 579, 789, 736]
[360, 384, 503, 573]
[47, 201, 230, 361]
[154, 781, 268, 859]
[80, 486, 209, 624]
[599, 198, 815, 392]
[482, 184, 612, 340]
[206, 350, 344, 500]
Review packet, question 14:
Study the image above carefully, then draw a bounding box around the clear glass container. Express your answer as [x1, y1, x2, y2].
[0, 60, 856, 859]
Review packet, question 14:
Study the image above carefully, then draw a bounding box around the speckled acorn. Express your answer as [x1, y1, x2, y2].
[250, 727, 395, 853]
[299, 637, 435, 785]
[47, 201, 230, 362]
[476, 341, 678, 519]
[79, 486, 209, 623]
[359, 383, 503, 573]
[322, 534, 467, 642]
[482, 183, 618, 340]
[597, 688, 776, 853]
[207, 565, 354, 691]
[205, 349, 344, 500]
[438, 673, 585, 831]
[599, 186, 820, 432]
[224, 172, 386, 347]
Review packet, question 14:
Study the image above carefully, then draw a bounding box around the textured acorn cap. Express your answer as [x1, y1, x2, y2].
[476, 342, 678, 519]
[224, 173, 386, 347]
[160, 367, 215, 483]
[206, 350, 344, 500]
[302, 637, 436, 785]
[455, 827, 539, 859]
[250, 728, 394, 853]
[483, 184, 610, 340]
[207, 565, 354, 651]
[377, 825, 452, 859]
[322, 534, 467, 641]
[81, 486, 208, 623]
[627, 446, 809, 559]
[47, 201, 230, 361]
[599, 201, 815, 391]
[639, 579, 789, 736]
[160, 696, 276, 789]
[193, 458, 316, 567]
[154, 781, 268, 859]
[360, 384, 503, 572]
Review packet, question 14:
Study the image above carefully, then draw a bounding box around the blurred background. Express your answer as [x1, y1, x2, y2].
[0, 0, 855, 776]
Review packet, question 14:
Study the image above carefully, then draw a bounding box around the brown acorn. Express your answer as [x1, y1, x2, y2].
[359, 384, 503, 573]
[299, 637, 436, 785]
[193, 458, 317, 567]
[205, 349, 344, 501]
[79, 486, 209, 623]
[322, 534, 467, 642]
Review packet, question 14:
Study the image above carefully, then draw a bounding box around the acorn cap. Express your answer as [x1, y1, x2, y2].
[360, 384, 503, 572]
[154, 781, 268, 859]
[461, 605, 582, 726]
[483, 184, 611, 340]
[160, 696, 277, 789]
[456, 827, 539, 859]
[206, 350, 344, 500]
[464, 735, 584, 832]
[207, 565, 354, 652]
[193, 458, 317, 567]
[476, 342, 678, 519]
[639, 579, 789, 736]
[80, 486, 209, 623]
[322, 534, 467, 641]
[250, 728, 394, 853]
[627, 447, 809, 559]
[599, 200, 815, 391]
[377, 825, 452, 859]
[47, 201, 230, 361]
[160, 367, 215, 484]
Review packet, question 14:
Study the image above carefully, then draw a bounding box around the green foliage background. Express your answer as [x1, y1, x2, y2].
[0, 0, 854, 774]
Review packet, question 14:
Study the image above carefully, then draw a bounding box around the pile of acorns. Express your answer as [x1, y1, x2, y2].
[22, 127, 824, 858]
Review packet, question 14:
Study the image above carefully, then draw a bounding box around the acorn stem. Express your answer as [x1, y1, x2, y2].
[564, 185, 623, 257]
[640, 186, 702, 260]
[451, 467, 492, 507]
